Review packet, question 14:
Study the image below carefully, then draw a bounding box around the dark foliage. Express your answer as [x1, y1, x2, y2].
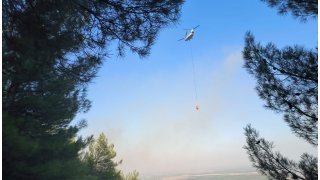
[3, 0, 183, 179]
[244, 125, 317, 180]
[243, 33, 318, 145]
[242, 1, 317, 180]
[261, 0, 317, 21]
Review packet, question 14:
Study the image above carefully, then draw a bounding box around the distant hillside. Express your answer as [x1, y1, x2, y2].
[142, 170, 267, 180]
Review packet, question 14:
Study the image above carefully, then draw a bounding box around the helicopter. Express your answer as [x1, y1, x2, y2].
[178, 25, 200, 41]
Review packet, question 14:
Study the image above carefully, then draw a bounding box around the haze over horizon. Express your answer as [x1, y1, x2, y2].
[75, 0, 318, 177]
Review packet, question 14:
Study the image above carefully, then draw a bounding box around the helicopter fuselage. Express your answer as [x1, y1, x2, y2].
[184, 31, 194, 41]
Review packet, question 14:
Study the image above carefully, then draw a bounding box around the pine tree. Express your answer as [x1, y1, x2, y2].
[80, 133, 123, 179]
[243, 33, 318, 145]
[125, 170, 140, 180]
[3, 0, 184, 179]
[242, 0, 317, 179]
[261, 0, 317, 21]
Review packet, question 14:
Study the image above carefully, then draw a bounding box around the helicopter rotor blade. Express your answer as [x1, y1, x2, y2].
[178, 37, 185, 41]
[193, 25, 200, 29]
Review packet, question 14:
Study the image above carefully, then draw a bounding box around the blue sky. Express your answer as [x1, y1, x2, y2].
[75, 0, 317, 177]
